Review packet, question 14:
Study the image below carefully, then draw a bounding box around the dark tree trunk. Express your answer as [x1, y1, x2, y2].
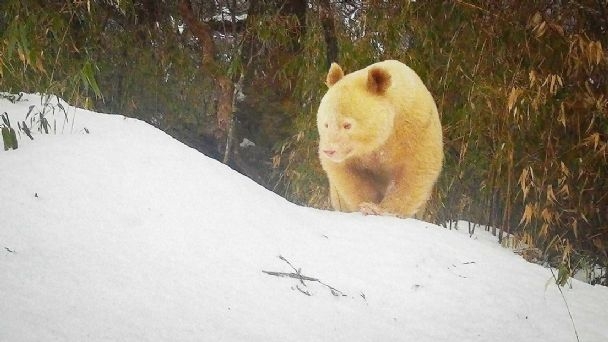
[178, 0, 234, 139]
[319, 0, 338, 67]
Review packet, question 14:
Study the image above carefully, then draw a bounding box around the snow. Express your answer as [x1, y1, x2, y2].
[1, 93, 608, 341]
[210, 7, 247, 23]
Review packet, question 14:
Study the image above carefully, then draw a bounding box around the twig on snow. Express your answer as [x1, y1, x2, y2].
[262, 255, 347, 297]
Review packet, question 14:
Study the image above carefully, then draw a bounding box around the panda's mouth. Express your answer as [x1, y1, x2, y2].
[322, 147, 353, 162]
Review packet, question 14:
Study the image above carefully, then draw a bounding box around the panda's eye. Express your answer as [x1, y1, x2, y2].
[343, 122, 352, 130]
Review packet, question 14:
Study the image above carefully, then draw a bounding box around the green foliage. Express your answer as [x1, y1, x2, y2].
[2, 113, 18, 151]
[23, 95, 70, 135]
[0, 0, 103, 108]
[267, 9, 334, 207]
[0, 93, 78, 151]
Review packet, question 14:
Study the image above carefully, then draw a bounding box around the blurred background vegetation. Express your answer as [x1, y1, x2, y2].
[1, 0, 607, 285]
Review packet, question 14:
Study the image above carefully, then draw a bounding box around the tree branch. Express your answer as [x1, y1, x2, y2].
[177, 0, 216, 69]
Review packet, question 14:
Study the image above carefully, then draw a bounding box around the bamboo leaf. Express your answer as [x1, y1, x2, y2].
[1, 112, 10, 127]
[2, 127, 10, 151]
[9, 127, 18, 149]
[19, 121, 34, 140]
[80, 61, 103, 99]
[520, 203, 534, 226]
[25, 105, 35, 120]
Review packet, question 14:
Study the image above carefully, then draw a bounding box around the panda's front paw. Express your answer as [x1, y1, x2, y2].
[359, 202, 384, 216]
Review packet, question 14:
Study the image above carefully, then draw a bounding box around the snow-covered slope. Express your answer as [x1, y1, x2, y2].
[1, 94, 607, 341]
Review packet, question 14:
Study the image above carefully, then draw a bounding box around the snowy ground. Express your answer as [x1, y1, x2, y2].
[1, 94, 607, 341]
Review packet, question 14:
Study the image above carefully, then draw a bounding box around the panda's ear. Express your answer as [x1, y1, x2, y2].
[367, 66, 392, 94]
[326, 63, 344, 87]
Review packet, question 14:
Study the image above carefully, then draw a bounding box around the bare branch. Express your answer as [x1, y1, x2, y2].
[262, 255, 348, 297]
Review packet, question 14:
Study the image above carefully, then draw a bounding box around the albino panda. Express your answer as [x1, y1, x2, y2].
[317, 60, 443, 218]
